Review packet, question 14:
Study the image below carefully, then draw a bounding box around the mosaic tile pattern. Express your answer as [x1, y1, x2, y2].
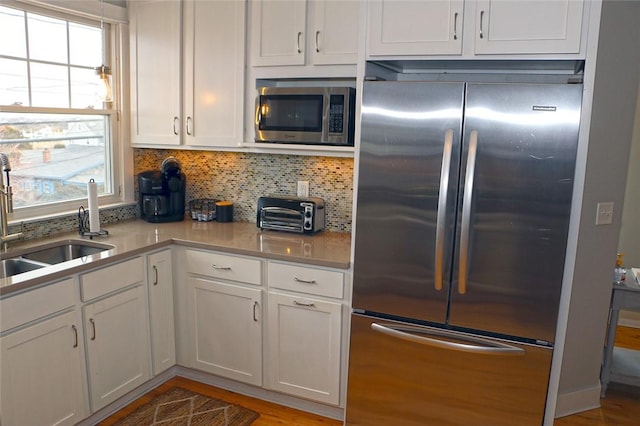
[7, 204, 138, 241]
[134, 149, 354, 233]
[8, 150, 354, 241]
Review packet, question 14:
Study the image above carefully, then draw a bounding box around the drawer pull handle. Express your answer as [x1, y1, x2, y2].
[294, 277, 316, 284]
[72, 325, 78, 348]
[212, 264, 232, 271]
[89, 318, 96, 341]
[253, 301, 259, 322]
[294, 300, 315, 308]
[152, 265, 158, 285]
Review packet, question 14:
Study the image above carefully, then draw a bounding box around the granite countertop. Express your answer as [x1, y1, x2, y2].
[0, 219, 352, 296]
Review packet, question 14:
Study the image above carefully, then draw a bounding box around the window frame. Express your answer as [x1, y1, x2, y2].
[0, 1, 130, 221]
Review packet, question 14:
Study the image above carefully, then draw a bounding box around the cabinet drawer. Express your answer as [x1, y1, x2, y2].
[185, 250, 262, 285]
[1, 278, 75, 332]
[81, 257, 145, 301]
[268, 262, 344, 299]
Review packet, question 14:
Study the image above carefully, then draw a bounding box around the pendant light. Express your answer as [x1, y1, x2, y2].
[95, 0, 112, 103]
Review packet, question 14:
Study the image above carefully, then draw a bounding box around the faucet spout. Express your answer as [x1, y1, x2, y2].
[0, 153, 22, 249]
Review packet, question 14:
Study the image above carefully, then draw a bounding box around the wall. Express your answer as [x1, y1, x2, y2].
[555, 0, 640, 417]
[133, 149, 354, 233]
[8, 150, 354, 241]
[618, 85, 640, 327]
[619, 87, 640, 269]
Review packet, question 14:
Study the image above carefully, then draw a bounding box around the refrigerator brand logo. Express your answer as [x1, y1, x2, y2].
[532, 106, 557, 112]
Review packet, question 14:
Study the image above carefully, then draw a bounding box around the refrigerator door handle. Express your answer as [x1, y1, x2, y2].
[371, 322, 525, 356]
[458, 130, 478, 295]
[434, 129, 454, 291]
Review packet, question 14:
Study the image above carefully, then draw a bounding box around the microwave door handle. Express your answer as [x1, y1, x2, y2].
[434, 129, 454, 291]
[459, 130, 478, 295]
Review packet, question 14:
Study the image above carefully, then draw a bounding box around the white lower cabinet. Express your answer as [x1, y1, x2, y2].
[184, 249, 263, 386]
[266, 291, 342, 405]
[81, 258, 151, 412]
[266, 261, 345, 406]
[84, 285, 150, 411]
[187, 277, 262, 385]
[0, 310, 86, 426]
[148, 249, 176, 375]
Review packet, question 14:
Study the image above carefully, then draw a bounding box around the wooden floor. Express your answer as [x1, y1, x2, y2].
[101, 326, 640, 426]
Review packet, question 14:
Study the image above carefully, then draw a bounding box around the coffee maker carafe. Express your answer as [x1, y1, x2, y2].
[138, 157, 186, 223]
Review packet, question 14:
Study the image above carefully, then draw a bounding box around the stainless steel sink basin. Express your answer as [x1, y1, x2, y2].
[20, 240, 114, 264]
[0, 258, 47, 279]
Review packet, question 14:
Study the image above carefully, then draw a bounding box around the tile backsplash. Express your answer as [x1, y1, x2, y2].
[134, 149, 355, 233]
[8, 150, 354, 241]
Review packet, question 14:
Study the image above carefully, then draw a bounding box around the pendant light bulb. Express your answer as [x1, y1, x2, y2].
[95, 65, 112, 102]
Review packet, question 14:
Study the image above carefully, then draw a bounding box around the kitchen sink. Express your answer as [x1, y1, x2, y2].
[20, 240, 114, 265]
[0, 258, 48, 279]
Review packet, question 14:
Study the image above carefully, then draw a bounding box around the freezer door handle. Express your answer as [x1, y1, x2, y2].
[434, 129, 454, 291]
[458, 130, 478, 295]
[371, 322, 525, 356]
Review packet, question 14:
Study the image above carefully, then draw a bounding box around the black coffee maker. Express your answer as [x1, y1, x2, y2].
[138, 157, 186, 223]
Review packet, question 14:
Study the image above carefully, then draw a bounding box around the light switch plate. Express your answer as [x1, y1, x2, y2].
[596, 202, 614, 225]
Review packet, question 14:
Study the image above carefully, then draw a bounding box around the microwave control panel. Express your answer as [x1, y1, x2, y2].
[328, 94, 345, 133]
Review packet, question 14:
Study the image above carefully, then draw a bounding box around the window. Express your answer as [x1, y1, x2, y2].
[0, 3, 120, 217]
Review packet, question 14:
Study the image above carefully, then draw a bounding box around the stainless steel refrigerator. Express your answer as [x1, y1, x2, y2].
[346, 81, 583, 425]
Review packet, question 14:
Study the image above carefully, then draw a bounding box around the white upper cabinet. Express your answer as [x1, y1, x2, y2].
[251, 0, 359, 67]
[129, 0, 181, 146]
[130, 0, 245, 148]
[182, 0, 245, 147]
[311, 0, 360, 65]
[474, 0, 584, 54]
[368, 0, 464, 56]
[366, 0, 586, 58]
[251, 0, 308, 66]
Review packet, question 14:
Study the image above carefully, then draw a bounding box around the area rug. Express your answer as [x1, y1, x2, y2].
[112, 386, 260, 426]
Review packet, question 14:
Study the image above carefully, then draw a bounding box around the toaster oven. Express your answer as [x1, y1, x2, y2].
[257, 196, 325, 234]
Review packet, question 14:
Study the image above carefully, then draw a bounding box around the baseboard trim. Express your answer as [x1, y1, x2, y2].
[618, 317, 640, 328]
[554, 384, 601, 418]
[175, 366, 344, 421]
[75, 366, 343, 425]
[76, 367, 176, 426]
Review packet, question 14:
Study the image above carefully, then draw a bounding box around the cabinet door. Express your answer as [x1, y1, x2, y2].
[474, 0, 584, 54]
[267, 291, 342, 405]
[148, 249, 175, 375]
[187, 277, 262, 386]
[311, 0, 359, 65]
[368, 0, 463, 56]
[0, 311, 86, 426]
[84, 286, 151, 411]
[129, 0, 181, 146]
[183, 0, 245, 147]
[251, 0, 307, 66]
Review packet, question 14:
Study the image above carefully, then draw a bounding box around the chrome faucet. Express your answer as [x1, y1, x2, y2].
[0, 153, 23, 248]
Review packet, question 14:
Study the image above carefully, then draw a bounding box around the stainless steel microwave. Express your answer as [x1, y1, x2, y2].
[255, 86, 355, 146]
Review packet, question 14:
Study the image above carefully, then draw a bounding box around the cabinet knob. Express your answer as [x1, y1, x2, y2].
[297, 31, 303, 54]
[315, 31, 320, 53]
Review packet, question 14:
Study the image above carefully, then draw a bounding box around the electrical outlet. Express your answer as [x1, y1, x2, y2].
[297, 181, 309, 197]
[595, 202, 614, 225]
